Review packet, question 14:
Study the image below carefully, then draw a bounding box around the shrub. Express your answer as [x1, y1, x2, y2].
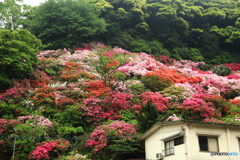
[0, 29, 41, 89]
[141, 75, 172, 92]
[161, 85, 186, 103]
[211, 65, 232, 76]
[29, 139, 71, 160]
[85, 121, 136, 153]
[198, 63, 213, 71]
[223, 63, 240, 71]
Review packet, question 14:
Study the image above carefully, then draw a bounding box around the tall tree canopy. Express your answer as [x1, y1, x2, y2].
[0, 29, 41, 89]
[0, 0, 30, 30]
[28, 0, 107, 50]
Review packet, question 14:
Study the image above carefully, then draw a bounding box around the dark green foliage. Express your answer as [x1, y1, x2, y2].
[0, 29, 41, 89]
[0, 100, 20, 119]
[223, 90, 240, 100]
[113, 71, 127, 81]
[141, 75, 172, 92]
[53, 104, 85, 127]
[28, 0, 106, 50]
[210, 65, 232, 76]
[129, 83, 148, 95]
[135, 101, 160, 133]
[108, 136, 145, 160]
[198, 63, 214, 71]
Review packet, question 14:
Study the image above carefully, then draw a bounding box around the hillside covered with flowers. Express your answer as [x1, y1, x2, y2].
[1, 43, 240, 160]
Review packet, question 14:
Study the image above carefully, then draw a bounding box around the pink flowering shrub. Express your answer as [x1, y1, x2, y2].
[29, 139, 71, 160]
[199, 79, 230, 95]
[173, 60, 205, 69]
[202, 118, 225, 123]
[82, 98, 103, 124]
[181, 93, 221, 119]
[225, 73, 240, 80]
[113, 47, 131, 54]
[38, 49, 70, 58]
[140, 92, 169, 112]
[0, 118, 7, 134]
[0, 79, 33, 103]
[18, 115, 53, 129]
[118, 60, 163, 76]
[61, 50, 99, 64]
[86, 121, 136, 152]
[166, 114, 182, 121]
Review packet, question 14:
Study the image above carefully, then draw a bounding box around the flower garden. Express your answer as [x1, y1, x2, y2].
[1, 43, 240, 159]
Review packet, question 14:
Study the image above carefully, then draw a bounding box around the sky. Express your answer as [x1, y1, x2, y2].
[0, 0, 46, 6]
[23, 0, 46, 6]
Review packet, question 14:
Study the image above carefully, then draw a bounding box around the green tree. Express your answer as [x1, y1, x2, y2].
[0, 29, 41, 89]
[28, 0, 106, 50]
[135, 101, 161, 133]
[0, 0, 30, 30]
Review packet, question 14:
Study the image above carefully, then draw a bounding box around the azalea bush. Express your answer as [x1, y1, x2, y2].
[1, 42, 240, 159]
[85, 121, 137, 159]
[29, 139, 71, 160]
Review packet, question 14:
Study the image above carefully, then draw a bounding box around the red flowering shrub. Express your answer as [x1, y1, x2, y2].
[0, 79, 33, 103]
[86, 121, 136, 153]
[61, 62, 95, 82]
[31, 85, 56, 105]
[159, 55, 174, 65]
[223, 63, 240, 71]
[55, 97, 77, 108]
[106, 60, 120, 68]
[145, 69, 202, 84]
[75, 43, 92, 51]
[230, 99, 240, 105]
[225, 74, 240, 80]
[29, 139, 71, 160]
[140, 92, 169, 112]
[102, 50, 115, 57]
[82, 92, 133, 124]
[82, 80, 111, 98]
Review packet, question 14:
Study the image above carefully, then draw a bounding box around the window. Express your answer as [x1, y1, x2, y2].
[165, 140, 174, 156]
[198, 136, 218, 152]
[238, 139, 240, 152]
[164, 136, 184, 156]
[174, 136, 184, 146]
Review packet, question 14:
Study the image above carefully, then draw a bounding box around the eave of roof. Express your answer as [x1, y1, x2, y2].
[138, 120, 240, 140]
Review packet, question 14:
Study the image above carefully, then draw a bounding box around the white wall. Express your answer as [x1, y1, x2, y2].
[145, 122, 187, 160]
[145, 123, 240, 160]
[186, 124, 239, 160]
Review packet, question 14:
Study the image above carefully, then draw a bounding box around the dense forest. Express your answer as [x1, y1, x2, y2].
[1, 0, 240, 160]
[1, 0, 240, 64]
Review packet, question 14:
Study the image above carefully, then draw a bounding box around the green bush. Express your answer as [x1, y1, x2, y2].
[211, 65, 232, 76]
[161, 86, 186, 103]
[198, 63, 213, 71]
[129, 83, 148, 95]
[141, 75, 172, 92]
[0, 29, 41, 89]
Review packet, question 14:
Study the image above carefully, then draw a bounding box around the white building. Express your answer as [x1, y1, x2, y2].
[139, 120, 240, 160]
